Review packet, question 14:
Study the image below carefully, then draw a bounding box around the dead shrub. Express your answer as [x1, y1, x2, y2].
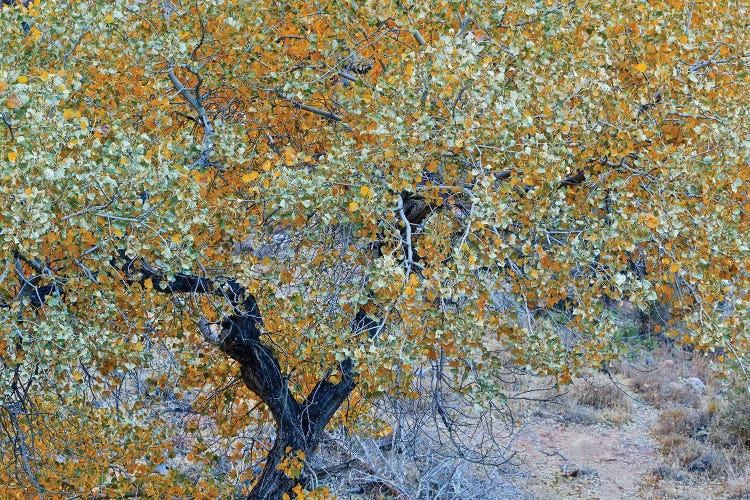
[657, 433, 728, 477]
[657, 407, 711, 442]
[572, 374, 630, 410]
[725, 478, 750, 499]
[648, 464, 685, 482]
[710, 389, 750, 449]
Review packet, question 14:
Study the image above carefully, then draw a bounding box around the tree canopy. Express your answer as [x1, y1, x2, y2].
[1, 0, 748, 497]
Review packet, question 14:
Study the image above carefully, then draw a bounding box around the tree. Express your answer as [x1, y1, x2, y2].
[1, 0, 748, 497]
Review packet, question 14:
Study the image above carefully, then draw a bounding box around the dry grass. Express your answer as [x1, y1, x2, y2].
[616, 350, 708, 409]
[710, 389, 750, 449]
[656, 407, 711, 441]
[724, 477, 750, 499]
[554, 373, 633, 427]
[651, 377, 750, 485]
[572, 373, 630, 410]
[656, 432, 728, 476]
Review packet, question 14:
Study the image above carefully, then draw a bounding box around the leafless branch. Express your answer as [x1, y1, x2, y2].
[2, 405, 44, 499]
[167, 67, 214, 168]
[411, 29, 425, 46]
[396, 194, 417, 274]
[1, 111, 15, 141]
[278, 92, 345, 123]
[689, 46, 722, 72]
[62, 28, 88, 67]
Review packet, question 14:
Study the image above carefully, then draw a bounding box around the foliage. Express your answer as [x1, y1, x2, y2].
[1, 0, 748, 496]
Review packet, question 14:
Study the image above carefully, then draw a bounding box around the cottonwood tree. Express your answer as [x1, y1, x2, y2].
[1, 0, 748, 497]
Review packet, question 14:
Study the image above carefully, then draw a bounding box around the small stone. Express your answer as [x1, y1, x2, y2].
[685, 377, 705, 394]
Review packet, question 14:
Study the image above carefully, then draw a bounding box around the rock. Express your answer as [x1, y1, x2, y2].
[686, 450, 726, 473]
[685, 377, 705, 394]
[561, 463, 598, 478]
[650, 464, 684, 481]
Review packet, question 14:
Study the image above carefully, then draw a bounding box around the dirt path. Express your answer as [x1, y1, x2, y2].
[512, 399, 661, 499]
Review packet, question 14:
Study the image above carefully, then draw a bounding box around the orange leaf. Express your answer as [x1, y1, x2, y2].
[283, 148, 296, 166]
[644, 214, 659, 229]
[6, 95, 20, 108]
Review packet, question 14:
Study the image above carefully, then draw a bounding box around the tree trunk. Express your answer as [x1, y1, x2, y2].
[123, 195, 435, 498]
[217, 309, 359, 499]
[247, 430, 307, 500]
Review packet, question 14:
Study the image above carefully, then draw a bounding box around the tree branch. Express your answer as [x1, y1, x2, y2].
[167, 67, 214, 168]
[278, 92, 347, 125]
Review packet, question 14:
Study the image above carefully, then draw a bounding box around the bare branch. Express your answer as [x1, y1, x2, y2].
[396, 194, 415, 274]
[689, 46, 722, 72]
[1, 111, 15, 142]
[278, 92, 345, 124]
[167, 67, 214, 167]
[2, 405, 45, 499]
[411, 29, 426, 46]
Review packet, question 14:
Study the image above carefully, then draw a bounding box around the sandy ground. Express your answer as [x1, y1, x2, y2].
[512, 397, 661, 499]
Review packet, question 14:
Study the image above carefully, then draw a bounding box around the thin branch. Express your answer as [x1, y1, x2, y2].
[1, 111, 15, 142]
[396, 194, 415, 274]
[62, 28, 88, 67]
[2, 405, 44, 499]
[688, 46, 722, 72]
[278, 93, 346, 124]
[190, 0, 206, 62]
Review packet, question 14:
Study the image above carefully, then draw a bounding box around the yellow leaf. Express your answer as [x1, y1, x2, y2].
[29, 26, 42, 42]
[7, 151, 18, 162]
[72, 371, 83, 382]
[143, 278, 153, 289]
[284, 148, 296, 166]
[644, 214, 659, 229]
[242, 171, 259, 183]
[104, 13, 114, 23]
[171, 234, 182, 244]
[348, 201, 359, 212]
[360, 185, 372, 197]
[634, 62, 647, 72]
[17, 75, 28, 84]
[670, 263, 680, 273]
[63, 109, 74, 120]
[132, 342, 144, 352]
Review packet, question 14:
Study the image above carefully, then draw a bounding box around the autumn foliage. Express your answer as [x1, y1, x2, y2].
[1, 0, 748, 497]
